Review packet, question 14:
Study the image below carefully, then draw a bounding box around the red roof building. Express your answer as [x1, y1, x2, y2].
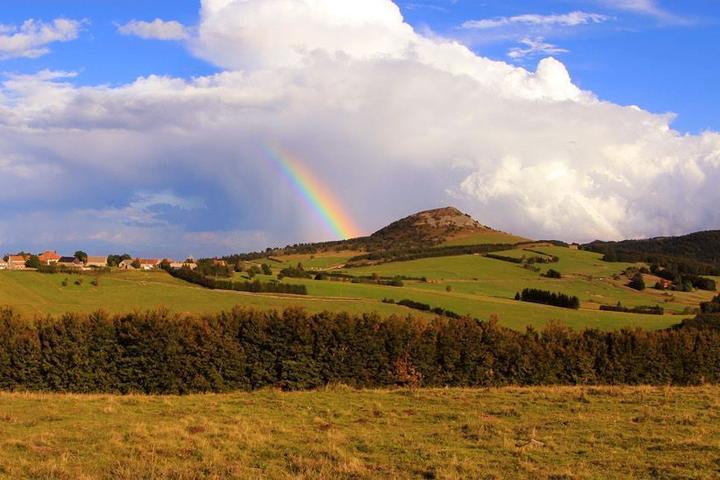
[38, 250, 61, 265]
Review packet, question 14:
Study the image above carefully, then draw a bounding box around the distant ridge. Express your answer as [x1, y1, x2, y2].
[584, 230, 720, 274]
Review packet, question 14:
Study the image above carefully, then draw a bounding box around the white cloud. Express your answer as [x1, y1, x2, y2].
[1, 0, 719, 256]
[117, 19, 189, 41]
[0, 18, 82, 60]
[508, 38, 569, 60]
[462, 11, 610, 30]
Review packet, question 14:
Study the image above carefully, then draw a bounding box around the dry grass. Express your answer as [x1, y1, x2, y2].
[1, 386, 719, 479]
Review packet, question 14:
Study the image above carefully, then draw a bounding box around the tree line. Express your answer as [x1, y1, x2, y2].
[516, 288, 581, 309]
[166, 267, 307, 295]
[1, 307, 719, 393]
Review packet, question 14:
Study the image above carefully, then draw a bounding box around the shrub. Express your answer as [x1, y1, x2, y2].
[542, 269, 562, 279]
[628, 273, 645, 291]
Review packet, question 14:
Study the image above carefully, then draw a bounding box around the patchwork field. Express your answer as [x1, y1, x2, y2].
[0, 270, 411, 318]
[0, 386, 718, 479]
[1, 245, 712, 331]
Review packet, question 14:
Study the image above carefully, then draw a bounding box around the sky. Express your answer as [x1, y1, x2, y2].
[1, 0, 719, 258]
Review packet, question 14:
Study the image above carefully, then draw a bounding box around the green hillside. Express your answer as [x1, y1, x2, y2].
[0, 270, 411, 318]
[3, 244, 712, 331]
[3, 208, 717, 332]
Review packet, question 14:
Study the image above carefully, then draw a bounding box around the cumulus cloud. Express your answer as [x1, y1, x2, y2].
[1, 0, 719, 257]
[117, 19, 189, 40]
[462, 11, 609, 30]
[0, 18, 82, 60]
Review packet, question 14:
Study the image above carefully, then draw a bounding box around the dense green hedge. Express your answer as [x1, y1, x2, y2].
[517, 288, 581, 309]
[1, 308, 720, 393]
[167, 267, 307, 295]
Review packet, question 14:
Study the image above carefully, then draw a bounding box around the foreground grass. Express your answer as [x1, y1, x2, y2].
[1, 387, 719, 479]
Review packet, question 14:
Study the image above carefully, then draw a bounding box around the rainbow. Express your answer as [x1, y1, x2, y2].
[265, 145, 360, 240]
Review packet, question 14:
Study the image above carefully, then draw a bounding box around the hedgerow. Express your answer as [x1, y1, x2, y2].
[1, 307, 719, 393]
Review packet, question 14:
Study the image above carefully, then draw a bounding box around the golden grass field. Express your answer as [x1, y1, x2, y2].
[0, 386, 719, 479]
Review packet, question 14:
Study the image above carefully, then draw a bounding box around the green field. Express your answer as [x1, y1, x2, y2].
[269, 251, 359, 270]
[1, 245, 713, 331]
[1, 386, 718, 479]
[0, 270, 411, 318]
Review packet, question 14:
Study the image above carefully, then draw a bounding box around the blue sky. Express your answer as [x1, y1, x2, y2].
[3, 0, 718, 132]
[1, 0, 720, 257]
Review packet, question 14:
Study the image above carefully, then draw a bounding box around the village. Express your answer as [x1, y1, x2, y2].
[0, 251, 198, 272]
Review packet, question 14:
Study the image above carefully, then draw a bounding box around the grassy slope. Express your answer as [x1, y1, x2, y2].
[270, 251, 359, 270]
[0, 271, 412, 318]
[277, 277, 676, 331]
[338, 246, 714, 314]
[440, 231, 529, 246]
[1, 246, 711, 331]
[1, 386, 718, 479]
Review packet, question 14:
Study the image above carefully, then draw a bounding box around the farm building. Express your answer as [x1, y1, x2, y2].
[139, 259, 161, 270]
[118, 258, 161, 270]
[7, 255, 29, 270]
[0, 260, 7, 270]
[85, 256, 108, 268]
[118, 259, 135, 270]
[38, 251, 61, 265]
[57, 256, 83, 269]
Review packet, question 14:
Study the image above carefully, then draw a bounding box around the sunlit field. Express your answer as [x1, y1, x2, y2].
[1, 244, 709, 332]
[1, 386, 718, 479]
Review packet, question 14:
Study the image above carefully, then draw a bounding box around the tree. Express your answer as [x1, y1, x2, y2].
[629, 273, 645, 291]
[543, 269, 562, 279]
[261, 264, 272, 275]
[74, 251, 88, 263]
[131, 259, 141, 269]
[107, 254, 131, 267]
[25, 255, 41, 269]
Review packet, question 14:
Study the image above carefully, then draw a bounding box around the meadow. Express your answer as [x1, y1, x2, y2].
[0, 270, 410, 318]
[0, 386, 718, 479]
[1, 244, 711, 331]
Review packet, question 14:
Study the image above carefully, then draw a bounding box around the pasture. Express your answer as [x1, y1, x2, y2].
[0, 245, 711, 331]
[0, 386, 718, 479]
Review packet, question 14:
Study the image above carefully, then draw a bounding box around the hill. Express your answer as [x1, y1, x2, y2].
[584, 230, 720, 275]
[366, 206, 518, 249]
[238, 206, 526, 258]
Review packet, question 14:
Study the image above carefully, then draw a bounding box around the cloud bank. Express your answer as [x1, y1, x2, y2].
[1, 0, 719, 256]
[0, 18, 82, 60]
